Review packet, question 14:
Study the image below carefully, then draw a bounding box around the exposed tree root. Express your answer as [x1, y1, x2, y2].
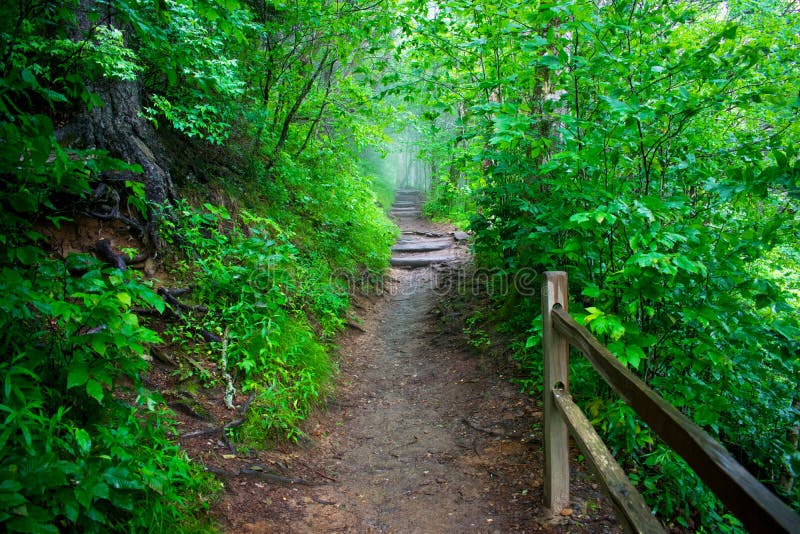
[461, 417, 524, 439]
[206, 465, 316, 486]
[92, 239, 150, 272]
[93, 239, 127, 270]
[180, 392, 256, 440]
[157, 287, 220, 342]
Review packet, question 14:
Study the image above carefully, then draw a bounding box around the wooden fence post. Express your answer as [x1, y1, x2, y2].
[542, 271, 569, 513]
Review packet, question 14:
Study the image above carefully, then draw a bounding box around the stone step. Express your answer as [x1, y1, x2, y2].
[390, 254, 457, 267]
[395, 236, 452, 244]
[391, 240, 452, 253]
[390, 211, 422, 217]
[401, 231, 447, 237]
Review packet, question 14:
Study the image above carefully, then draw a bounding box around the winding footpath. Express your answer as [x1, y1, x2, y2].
[216, 192, 619, 533]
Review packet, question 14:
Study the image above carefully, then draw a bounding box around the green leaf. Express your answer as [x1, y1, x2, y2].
[0, 491, 26, 509]
[74, 428, 92, 456]
[8, 192, 39, 213]
[625, 345, 645, 369]
[86, 380, 104, 403]
[773, 149, 788, 169]
[694, 404, 719, 427]
[601, 95, 632, 113]
[581, 284, 601, 298]
[116, 292, 132, 306]
[0, 479, 23, 493]
[103, 466, 143, 490]
[721, 23, 738, 39]
[139, 290, 166, 313]
[537, 55, 562, 70]
[75, 478, 109, 508]
[569, 212, 591, 224]
[672, 255, 701, 274]
[584, 307, 604, 323]
[21, 68, 37, 86]
[60, 493, 79, 522]
[14, 247, 40, 265]
[90, 336, 108, 356]
[67, 363, 89, 389]
[521, 36, 549, 50]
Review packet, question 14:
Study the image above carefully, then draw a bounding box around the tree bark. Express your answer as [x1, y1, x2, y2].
[61, 0, 176, 248]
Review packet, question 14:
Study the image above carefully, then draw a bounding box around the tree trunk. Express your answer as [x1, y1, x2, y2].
[83, 77, 175, 202]
[270, 48, 332, 164]
[62, 0, 175, 248]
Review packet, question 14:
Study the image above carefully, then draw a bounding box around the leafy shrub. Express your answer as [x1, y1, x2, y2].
[0, 248, 217, 532]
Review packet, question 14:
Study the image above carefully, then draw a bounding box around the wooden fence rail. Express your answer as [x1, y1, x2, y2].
[541, 271, 800, 533]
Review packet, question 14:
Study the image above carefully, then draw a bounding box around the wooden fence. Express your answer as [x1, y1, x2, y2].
[541, 271, 800, 533]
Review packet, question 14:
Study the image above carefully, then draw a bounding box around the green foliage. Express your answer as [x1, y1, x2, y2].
[400, 0, 800, 527]
[161, 185, 392, 443]
[87, 25, 143, 81]
[133, 0, 249, 143]
[423, 175, 473, 229]
[0, 2, 221, 528]
[0, 246, 218, 532]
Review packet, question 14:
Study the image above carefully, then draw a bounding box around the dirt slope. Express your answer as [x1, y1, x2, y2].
[211, 197, 620, 533]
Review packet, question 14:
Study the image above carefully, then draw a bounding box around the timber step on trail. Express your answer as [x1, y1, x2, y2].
[213, 190, 622, 533]
[389, 190, 468, 268]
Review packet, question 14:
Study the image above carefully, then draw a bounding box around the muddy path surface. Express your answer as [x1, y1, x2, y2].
[212, 193, 620, 533]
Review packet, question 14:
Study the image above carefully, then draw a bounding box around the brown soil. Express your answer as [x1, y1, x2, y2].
[205, 209, 622, 533]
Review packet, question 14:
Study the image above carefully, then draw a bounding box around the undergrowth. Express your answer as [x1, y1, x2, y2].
[1, 26, 394, 534]
[0, 245, 221, 532]
[161, 151, 395, 446]
[422, 175, 473, 230]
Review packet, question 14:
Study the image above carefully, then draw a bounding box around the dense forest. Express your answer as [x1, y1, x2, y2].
[0, 0, 798, 532]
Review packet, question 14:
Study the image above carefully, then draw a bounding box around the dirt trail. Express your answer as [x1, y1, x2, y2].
[214, 193, 619, 533]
